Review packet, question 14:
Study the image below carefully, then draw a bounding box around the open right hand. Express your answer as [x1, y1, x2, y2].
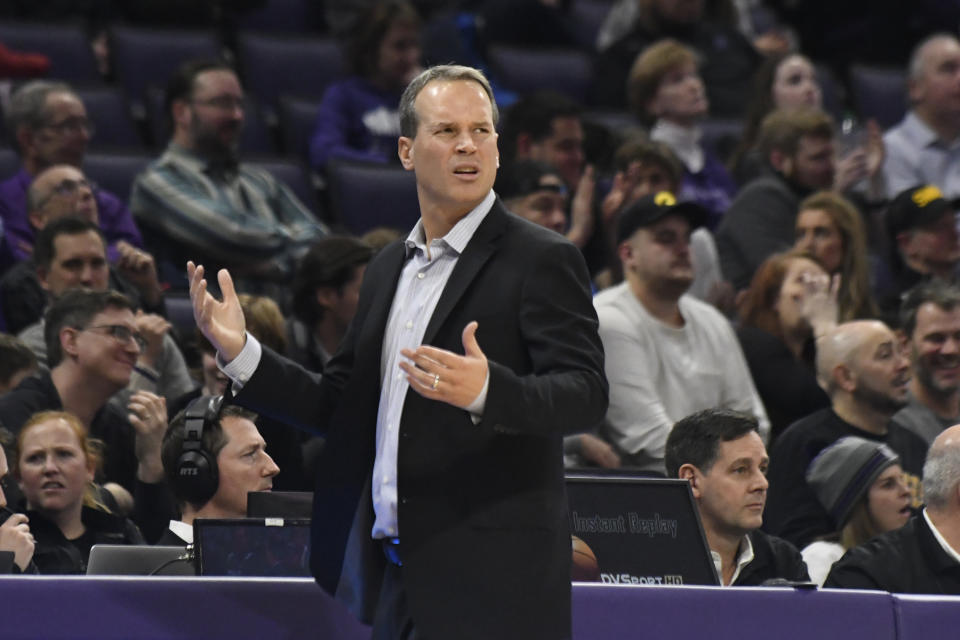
[187, 262, 247, 362]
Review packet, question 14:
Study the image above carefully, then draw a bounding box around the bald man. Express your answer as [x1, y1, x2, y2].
[26, 164, 99, 230]
[826, 424, 960, 593]
[763, 320, 930, 548]
[884, 34, 960, 199]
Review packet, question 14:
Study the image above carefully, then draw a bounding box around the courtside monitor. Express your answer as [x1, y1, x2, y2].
[193, 517, 311, 577]
[566, 474, 719, 586]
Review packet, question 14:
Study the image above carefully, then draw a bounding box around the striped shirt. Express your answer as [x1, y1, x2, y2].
[130, 144, 326, 275]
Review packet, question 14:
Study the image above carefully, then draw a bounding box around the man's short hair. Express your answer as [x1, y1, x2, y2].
[291, 236, 374, 325]
[612, 137, 683, 187]
[758, 107, 834, 160]
[33, 216, 105, 271]
[923, 433, 960, 509]
[626, 38, 698, 121]
[499, 90, 582, 162]
[161, 403, 258, 509]
[398, 65, 498, 139]
[0, 334, 37, 388]
[6, 80, 75, 153]
[900, 279, 960, 337]
[44, 288, 135, 368]
[664, 408, 761, 478]
[163, 59, 237, 125]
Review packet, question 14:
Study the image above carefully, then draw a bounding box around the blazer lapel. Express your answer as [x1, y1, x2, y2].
[357, 240, 407, 365]
[422, 202, 507, 345]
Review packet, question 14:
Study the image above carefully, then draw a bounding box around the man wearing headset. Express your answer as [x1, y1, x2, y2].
[158, 397, 279, 546]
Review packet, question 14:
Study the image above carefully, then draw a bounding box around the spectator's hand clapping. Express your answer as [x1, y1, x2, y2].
[129, 390, 167, 483]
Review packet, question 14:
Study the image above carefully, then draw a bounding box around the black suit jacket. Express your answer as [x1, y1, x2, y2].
[236, 201, 607, 639]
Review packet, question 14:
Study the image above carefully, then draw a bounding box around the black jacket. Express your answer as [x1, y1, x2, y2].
[29, 505, 144, 575]
[825, 513, 960, 594]
[734, 530, 810, 586]
[765, 408, 928, 549]
[0, 372, 176, 543]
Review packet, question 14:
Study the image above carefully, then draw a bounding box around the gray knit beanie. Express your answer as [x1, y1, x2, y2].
[805, 436, 901, 529]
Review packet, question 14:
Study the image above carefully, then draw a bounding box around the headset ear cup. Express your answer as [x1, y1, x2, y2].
[176, 449, 219, 506]
[177, 395, 223, 507]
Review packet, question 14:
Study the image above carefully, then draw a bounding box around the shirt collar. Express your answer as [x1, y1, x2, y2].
[711, 534, 755, 586]
[164, 143, 208, 172]
[404, 189, 496, 257]
[169, 519, 194, 544]
[164, 143, 240, 176]
[923, 508, 960, 565]
[904, 111, 949, 149]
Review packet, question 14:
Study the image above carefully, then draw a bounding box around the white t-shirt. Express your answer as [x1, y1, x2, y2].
[595, 284, 770, 472]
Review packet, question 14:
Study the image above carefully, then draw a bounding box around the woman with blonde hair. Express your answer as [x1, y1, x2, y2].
[794, 191, 880, 321]
[14, 411, 143, 574]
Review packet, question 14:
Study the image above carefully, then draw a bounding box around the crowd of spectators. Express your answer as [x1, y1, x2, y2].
[1, 0, 960, 603]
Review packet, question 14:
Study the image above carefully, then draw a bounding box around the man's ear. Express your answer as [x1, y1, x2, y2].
[833, 363, 856, 393]
[28, 209, 46, 232]
[515, 132, 534, 157]
[171, 99, 191, 129]
[60, 326, 80, 360]
[678, 463, 701, 498]
[769, 149, 791, 175]
[398, 136, 414, 171]
[315, 286, 338, 310]
[15, 125, 34, 157]
[617, 240, 633, 266]
[36, 264, 50, 291]
[896, 230, 915, 257]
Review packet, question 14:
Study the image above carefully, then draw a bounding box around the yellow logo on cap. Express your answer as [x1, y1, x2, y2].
[912, 185, 943, 208]
[654, 191, 677, 207]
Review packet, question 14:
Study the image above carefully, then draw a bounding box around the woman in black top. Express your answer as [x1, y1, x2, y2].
[14, 411, 142, 574]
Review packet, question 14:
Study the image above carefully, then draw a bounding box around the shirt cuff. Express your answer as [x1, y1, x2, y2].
[218, 333, 262, 393]
[465, 369, 490, 424]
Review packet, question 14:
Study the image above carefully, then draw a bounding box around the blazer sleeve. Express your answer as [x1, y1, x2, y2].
[479, 240, 608, 438]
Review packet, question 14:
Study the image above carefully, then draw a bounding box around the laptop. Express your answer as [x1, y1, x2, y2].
[193, 517, 312, 577]
[247, 491, 313, 518]
[86, 545, 195, 576]
[565, 474, 719, 586]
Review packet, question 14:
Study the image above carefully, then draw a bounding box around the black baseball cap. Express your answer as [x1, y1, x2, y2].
[615, 191, 708, 244]
[886, 184, 955, 238]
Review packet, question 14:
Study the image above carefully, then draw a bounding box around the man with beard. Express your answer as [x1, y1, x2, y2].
[894, 280, 960, 445]
[130, 60, 327, 288]
[594, 192, 768, 473]
[764, 320, 929, 549]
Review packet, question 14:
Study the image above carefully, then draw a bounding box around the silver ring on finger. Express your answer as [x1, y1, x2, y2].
[431, 373, 440, 390]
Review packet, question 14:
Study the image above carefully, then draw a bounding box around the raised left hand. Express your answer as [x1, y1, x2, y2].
[400, 321, 488, 409]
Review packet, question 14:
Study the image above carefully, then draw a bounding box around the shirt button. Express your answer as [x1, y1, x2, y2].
[405, 320, 413, 329]
[382, 476, 389, 484]
[396, 372, 403, 380]
[417, 272, 425, 279]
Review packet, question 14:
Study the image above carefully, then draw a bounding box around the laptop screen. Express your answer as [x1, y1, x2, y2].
[86, 545, 194, 576]
[565, 474, 719, 586]
[193, 517, 312, 577]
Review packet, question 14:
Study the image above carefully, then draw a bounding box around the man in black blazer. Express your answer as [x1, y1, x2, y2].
[188, 64, 607, 640]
